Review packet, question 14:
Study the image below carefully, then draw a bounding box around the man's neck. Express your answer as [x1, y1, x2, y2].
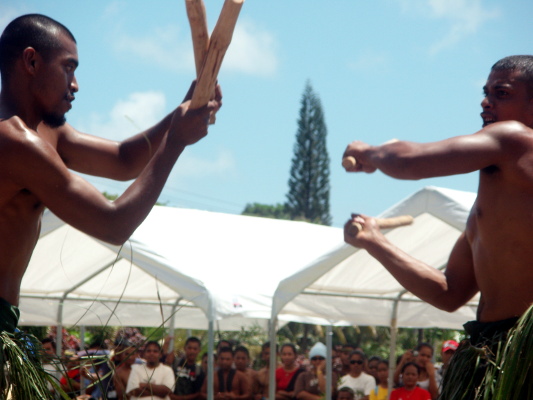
[0, 89, 40, 130]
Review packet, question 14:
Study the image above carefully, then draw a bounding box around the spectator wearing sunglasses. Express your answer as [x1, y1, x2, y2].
[294, 343, 337, 400]
[337, 351, 375, 400]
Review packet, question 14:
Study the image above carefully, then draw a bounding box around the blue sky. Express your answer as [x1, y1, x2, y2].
[2, 0, 532, 227]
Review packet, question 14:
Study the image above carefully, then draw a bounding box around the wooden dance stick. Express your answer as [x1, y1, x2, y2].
[185, 0, 210, 75]
[342, 156, 357, 170]
[347, 215, 414, 236]
[342, 139, 399, 170]
[190, 0, 244, 110]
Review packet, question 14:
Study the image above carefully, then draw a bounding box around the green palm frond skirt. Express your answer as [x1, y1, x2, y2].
[439, 304, 533, 400]
[0, 297, 67, 400]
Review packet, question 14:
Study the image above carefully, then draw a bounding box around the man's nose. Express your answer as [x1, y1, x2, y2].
[481, 95, 492, 109]
[70, 75, 79, 93]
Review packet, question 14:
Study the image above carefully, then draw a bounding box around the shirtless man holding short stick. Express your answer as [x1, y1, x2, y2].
[342, 55, 533, 399]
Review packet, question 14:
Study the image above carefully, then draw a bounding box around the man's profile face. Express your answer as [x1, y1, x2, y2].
[34, 31, 78, 128]
[481, 69, 533, 128]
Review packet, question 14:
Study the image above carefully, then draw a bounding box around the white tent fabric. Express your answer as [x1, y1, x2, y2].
[19, 206, 343, 329]
[272, 186, 479, 330]
[20, 185, 478, 331]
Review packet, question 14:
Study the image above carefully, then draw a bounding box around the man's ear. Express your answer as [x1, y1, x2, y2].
[22, 47, 39, 75]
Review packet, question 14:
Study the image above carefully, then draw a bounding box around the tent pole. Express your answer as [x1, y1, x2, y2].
[268, 316, 278, 400]
[80, 325, 86, 395]
[388, 292, 404, 399]
[168, 297, 184, 355]
[207, 292, 215, 400]
[326, 325, 333, 400]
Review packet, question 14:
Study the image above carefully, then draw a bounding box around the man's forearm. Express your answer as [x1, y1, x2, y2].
[154, 384, 173, 397]
[363, 234, 450, 308]
[118, 112, 173, 178]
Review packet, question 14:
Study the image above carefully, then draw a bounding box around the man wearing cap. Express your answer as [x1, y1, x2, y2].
[294, 342, 338, 400]
[437, 340, 458, 388]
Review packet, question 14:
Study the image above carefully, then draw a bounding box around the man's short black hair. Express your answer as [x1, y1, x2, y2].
[185, 336, 201, 347]
[0, 14, 76, 82]
[41, 337, 56, 350]
[144, 340, 162, 352]
[234, 345, 250, 357]
[349, 349, 367, 360]
[217, 346, 234, 356]
[492, 55, 533, 97]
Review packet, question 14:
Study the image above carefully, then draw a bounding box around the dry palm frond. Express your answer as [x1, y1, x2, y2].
[492, 305, 533, 400]
[0, 331, 70, 400]
[439, 341, 488, 400]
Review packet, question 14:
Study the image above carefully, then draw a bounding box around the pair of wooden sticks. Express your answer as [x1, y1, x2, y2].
[184, 1, 412, 234]
[185, 0, 244, 111]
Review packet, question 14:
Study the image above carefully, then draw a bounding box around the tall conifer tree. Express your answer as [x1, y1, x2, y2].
[286, 81, 331, 225]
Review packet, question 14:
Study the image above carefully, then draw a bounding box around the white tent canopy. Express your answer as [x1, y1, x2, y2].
[272, 186, 479, 330]
[21, 185, 478, 331]
[19, 206, 343, 330]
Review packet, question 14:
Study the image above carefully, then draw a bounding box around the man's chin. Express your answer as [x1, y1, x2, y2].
[42, 113, 66, 128]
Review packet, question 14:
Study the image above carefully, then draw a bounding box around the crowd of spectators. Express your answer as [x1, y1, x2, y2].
[37, 332, 459, 400]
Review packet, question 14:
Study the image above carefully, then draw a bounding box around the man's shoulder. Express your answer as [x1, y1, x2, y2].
[233, 368, 247, 379]
[158, 363, 174, 372]
[0, 116, 31, 145]
[131, 363, 144, 372]
[481, 120, 533, 143]
[0, 116, 58, 159]
[357, 372, 375, 383]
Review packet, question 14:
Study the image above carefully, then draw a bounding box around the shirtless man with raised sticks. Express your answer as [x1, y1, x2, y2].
[342, 55, 533, 399]
[0, 13, 220, 335]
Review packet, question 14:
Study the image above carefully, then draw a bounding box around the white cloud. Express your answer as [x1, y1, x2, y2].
[111, 16, 278, 77]
[223, 19, 278, 77]
[396, 0, 499, 55]
[169, 148, 236, 180]
[82, 91, 167, 141]
[113, 25, 194, 73]
[427, 0, 500, 54]
[78, 91, 235, 183]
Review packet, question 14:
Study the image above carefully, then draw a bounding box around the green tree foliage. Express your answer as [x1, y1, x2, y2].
[286, 81, 331, 225]
[241, 203, 291, 220]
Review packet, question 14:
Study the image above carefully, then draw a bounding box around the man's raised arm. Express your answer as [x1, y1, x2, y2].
[53, 84, 222, 181]
[7, 95, 219, 245]
[342, 122, 528, 180]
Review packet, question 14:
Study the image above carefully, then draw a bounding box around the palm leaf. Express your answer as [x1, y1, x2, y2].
[0, 331, 70, 400]
[492, 305, 533, 400]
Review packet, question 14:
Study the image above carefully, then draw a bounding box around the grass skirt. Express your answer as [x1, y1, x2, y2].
[0, 330, 70, 399]
[439, 305, 533, 400]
